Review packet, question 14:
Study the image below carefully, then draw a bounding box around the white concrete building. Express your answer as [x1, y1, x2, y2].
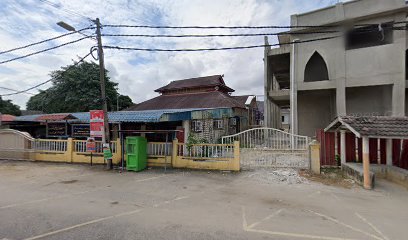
[264, 0, 408, 137]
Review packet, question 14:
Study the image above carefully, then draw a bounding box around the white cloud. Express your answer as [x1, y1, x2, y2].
[0, 0, 337, 109]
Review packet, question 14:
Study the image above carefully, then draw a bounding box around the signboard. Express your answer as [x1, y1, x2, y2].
[47, 122, 66, 136]
[90, 110, 104, 138]
[86, 137, 96, 152]
[72, 124, 90, 137]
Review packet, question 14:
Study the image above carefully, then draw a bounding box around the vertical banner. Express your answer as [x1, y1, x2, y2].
[90, 110, 104, 138]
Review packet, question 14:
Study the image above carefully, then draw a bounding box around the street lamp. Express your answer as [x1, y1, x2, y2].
[57, 21, 96, 40]
[57, 21, 76, 31]
[57, 19, 112, 169]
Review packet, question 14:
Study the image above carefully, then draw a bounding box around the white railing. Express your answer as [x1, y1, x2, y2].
[33, 139, 67, 152]
[221, 127, 309, 150]
[74, 140, 117, 153]
[177, 143, 234, 159]
[147, 142, 172, 156]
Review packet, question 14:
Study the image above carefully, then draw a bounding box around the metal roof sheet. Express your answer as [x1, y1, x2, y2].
[14, 108, 213, 123]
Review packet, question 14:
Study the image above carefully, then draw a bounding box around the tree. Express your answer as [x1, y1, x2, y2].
[26, 61, 133, 113]
[0, 97, 21, 116]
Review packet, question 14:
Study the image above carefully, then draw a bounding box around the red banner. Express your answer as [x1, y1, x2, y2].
[90, 110, 104, 138]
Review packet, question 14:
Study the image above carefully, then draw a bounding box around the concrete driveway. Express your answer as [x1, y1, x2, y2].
[0, 160, 407, 240]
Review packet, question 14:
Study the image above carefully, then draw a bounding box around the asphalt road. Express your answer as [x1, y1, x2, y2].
[0, 160, 407, 240]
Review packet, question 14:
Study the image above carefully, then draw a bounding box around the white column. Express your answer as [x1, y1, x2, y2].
[386, 138, 393, 166]
[140, 124, 146, 137]
[182, 120, 190, 143]
[290, 39, 299, 135]
[340, 130, 346, 165]
[362, 136, 372, 190]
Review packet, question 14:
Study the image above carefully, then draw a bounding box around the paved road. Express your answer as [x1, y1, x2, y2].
[0, 160, 407, 240]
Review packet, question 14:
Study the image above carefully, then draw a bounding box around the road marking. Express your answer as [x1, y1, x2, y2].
[307, 191, 321, 198]
[0, 175, 167, 210]
[22, 194, 190, 240]
[23, 209, 143, 240]
[242, 206, 360, 240]
[355, 213, 389, 240]
[307, 210, 384, 240]
[153, 195, 189, 207]
[247, 209, 283, 229]
[246, 228, 362, 240]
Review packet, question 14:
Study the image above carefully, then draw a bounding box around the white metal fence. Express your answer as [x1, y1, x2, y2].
[33, 140, 67, 152]
[221, 127, 309, 150]
[74, 141, 117, 153]
[147, 142, 172, 156]
[222, 128, 310, 169]
[177, 143, 234, 159]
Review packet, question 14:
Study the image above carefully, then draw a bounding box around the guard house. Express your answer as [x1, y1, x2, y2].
[325, 116, 408, 189]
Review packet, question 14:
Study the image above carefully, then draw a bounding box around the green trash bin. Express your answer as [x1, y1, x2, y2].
[126, 136, 147, 172]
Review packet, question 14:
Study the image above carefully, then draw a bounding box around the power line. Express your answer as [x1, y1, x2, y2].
[0, 87, 35, 95]
[102, 21, 408, 29]
[0, 36, 92, 65]
[0, 51, 93, 97]
[103, 35, 340, 52]
[101, 30, 340, 38]
[38, 0, 93, 22]
[101, 26, 393, 38]
[0, 27, 95, 55]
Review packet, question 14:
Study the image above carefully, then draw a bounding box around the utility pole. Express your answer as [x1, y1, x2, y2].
[95, 18, 112, 169]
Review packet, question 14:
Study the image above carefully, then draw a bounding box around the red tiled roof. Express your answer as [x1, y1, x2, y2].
[127, 91, 245, 111]
[35, 114, 77, 121]
[0, 114, 16, 122]
[155, 75, 234, 93]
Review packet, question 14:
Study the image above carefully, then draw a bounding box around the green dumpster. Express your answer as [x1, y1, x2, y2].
[126, 136, 147, 172]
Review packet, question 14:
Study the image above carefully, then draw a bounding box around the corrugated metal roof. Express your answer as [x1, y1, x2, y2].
[155, 75, 234, 93]
[15, 108, 213, 123]
[127, 91, 244, 111]
[14, 114, 44, 122]
[36, 114, 77, 121]
[72, 110, 176, 123]
[0, 114, 16, 122]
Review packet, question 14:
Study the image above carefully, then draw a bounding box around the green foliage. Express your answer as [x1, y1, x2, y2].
[0, 97, 21, 116]
[26, 61, 133, 113]
[186, 133, 209, 157]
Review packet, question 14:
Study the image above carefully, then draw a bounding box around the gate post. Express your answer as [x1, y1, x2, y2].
[233, 141, 240, 171]
[66, 138, 74, 163]
[171, 138, 178, 167]
[310, 140, 320, 174]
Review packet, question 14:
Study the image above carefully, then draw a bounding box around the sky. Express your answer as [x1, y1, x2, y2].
[0, 0, 341, 110]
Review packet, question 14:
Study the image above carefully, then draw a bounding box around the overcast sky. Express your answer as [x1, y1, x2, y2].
[0, 0, 340, 109]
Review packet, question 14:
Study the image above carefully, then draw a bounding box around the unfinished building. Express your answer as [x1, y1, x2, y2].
[264, 0, 408, 137]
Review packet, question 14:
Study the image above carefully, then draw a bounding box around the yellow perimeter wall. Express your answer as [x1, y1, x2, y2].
[32, 139, 240, 171]
[34, 138, 121, 165]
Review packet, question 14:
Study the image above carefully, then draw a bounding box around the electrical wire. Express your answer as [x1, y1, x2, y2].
[103, 35, 340, 52]
[38, 0, 93, 21]
[101, 30, 340, 38]
[102, 21, 408, 29]
[0, 36, 92, 65]
[0, 27, 95, 55]
[101, 26, 395, 38]
[0, 51, 93, 97]
[0, 87, 36, 95]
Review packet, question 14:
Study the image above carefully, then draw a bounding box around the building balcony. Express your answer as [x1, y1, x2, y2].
[269, 89, 290, 107]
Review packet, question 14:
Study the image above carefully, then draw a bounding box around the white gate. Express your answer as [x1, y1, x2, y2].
[0, 129, 35, 160]
[221, 128, 310, 169]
